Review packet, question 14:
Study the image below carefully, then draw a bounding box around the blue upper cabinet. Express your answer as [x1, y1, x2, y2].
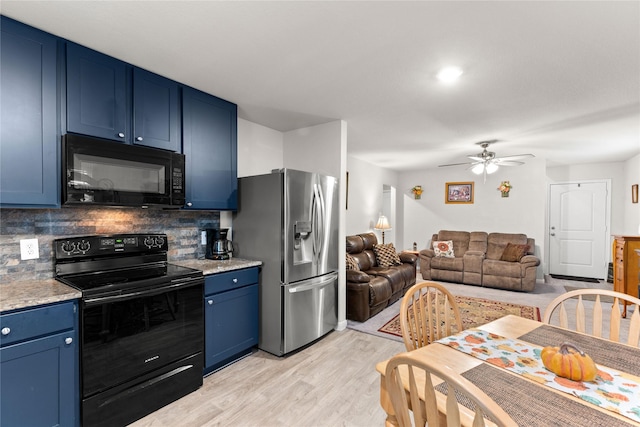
[182, 87, 238, 210]
[66, 42, 129, 142]
[0, 17, 59, 207]
[67, 43, 180, 151]
[133, 68, 180, 151]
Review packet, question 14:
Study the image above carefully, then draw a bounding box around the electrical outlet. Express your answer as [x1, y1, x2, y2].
[20, 238, 39, 260]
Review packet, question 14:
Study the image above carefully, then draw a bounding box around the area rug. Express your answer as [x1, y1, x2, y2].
[377, 296, 541, 339]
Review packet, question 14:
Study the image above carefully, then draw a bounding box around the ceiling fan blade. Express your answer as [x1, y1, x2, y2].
[438, 161, 474, 168]
[495, 160, 525, 166]
[468, 156, 484, 162]
[496, 154, 534, 161]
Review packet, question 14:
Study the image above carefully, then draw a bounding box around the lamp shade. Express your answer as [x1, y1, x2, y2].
[374, 215, 391, 231]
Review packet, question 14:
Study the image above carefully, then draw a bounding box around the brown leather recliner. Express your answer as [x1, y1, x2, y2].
[346, 232, 418, 322]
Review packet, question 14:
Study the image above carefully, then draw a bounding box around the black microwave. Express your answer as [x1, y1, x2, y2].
[62, 134, 185, 208]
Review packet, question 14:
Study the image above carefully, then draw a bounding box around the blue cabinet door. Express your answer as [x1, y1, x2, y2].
[66, 42, 129, 142]
[182, 87, 238, 210]
[1, 331, 78, 427]
[204, 283, 258, 372]
[132, 68, 180, 151]
[0, 17, 59, 207]
[1, 300, 79, 427]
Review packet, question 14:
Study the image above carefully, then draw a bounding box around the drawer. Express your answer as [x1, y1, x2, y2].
[205, 267, 259, 295]
[0, 301, 76, 347]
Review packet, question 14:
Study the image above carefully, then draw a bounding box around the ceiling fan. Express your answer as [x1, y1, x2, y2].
[439, 140, 534, 182]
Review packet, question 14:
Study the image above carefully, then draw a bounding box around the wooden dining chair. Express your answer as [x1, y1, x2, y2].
[400, 281, 463, 351]
[543, 288, 640, 347]
[385, 352, 517, 427]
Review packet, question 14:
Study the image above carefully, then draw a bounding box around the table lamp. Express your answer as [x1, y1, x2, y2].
[374, 215, 392, 244]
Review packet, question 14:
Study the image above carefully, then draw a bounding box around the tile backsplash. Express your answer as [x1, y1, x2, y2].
[0, 207, 220, 283]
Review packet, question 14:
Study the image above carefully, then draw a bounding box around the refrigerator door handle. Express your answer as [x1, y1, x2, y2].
[287, 272, 337, 293]
[312, 182, 326, 258]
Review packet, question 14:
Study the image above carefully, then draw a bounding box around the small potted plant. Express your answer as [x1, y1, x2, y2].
[498, 181, 512, 197]
[411, 185, 423, 199]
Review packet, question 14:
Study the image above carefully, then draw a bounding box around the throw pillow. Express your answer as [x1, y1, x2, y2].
[433, 240, 455, 258]
[500, 243, 529, 262]
[345, 253, 360, 271]
[373, 243, 402, 268]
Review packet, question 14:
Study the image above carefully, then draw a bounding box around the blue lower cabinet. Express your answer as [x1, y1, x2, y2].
[0, 301, 79, 427]
[204, 268, 259, 374]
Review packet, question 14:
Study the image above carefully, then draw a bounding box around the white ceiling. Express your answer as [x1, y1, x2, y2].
[3, 1, 639, 171]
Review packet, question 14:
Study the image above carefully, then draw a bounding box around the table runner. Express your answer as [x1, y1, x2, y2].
[435, 364, 634, 427]
[518, 324, 640, 374]
[437, 329, 640, 423]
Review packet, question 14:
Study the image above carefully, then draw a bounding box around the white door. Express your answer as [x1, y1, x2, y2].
[548, 182, 609, 279]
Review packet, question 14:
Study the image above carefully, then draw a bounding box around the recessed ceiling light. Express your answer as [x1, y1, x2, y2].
[437, 66, 463, 84]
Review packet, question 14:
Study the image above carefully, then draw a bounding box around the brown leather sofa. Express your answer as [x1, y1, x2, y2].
[419, 230, 540, 292]
[346, 232, 418, 322]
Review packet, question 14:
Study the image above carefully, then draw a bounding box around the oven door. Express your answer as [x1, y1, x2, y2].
[81, 279, 203, 398]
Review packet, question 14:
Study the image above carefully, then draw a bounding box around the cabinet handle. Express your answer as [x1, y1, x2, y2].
[208, 299, 213, 305]
[65, 337, 73, 345]
[136, 136, 143, 142]
[233, 278, 238, 283]
[1, 327, 10, 336]
[117, 132, 125, 138]
[187, 202, 193, 207]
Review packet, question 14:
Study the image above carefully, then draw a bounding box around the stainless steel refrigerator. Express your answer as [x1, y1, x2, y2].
[233, 169, 339, 356]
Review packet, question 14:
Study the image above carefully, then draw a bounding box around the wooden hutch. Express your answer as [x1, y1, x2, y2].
[612, 235, 640, 317]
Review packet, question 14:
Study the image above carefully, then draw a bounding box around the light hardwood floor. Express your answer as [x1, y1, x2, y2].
[131, 329, 405, 427]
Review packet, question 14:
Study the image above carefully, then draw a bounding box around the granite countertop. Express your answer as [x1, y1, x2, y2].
[1, 258, 261, 314]
[173, 258, 262, 275]
[0, 279, 82, 313]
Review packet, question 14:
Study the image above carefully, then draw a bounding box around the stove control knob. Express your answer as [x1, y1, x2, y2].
[144, 237, 154, 248]
[155, 236, 165, 247]
[61, 241, 76, 253]
[78, 240, 91, 253]
[1, 327, 10, 336]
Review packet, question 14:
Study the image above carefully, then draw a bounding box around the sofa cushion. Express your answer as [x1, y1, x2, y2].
[431, 256, 464, 271]
[486, 233, 528, 260]
[345, 253, 360, 270]
[433, 240, 455, 258]
[373, 243, 402, 267]
[500, 243, 529, 262]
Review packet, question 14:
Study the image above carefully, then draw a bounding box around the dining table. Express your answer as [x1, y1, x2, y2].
[376, 314, 640, 427]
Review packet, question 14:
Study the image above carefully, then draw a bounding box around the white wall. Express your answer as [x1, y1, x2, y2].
[399, 158, 547, 261]
[237, 118, 284, 177]
[345, 155, 399, 245]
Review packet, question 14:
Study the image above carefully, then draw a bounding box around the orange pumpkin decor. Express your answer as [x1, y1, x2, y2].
[540, 342, 597, 382]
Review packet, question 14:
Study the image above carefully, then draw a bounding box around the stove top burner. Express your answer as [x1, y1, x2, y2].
[54, 234, 203, 297]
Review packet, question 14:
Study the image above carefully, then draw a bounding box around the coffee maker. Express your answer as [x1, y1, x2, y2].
[205, 228, 233, 260]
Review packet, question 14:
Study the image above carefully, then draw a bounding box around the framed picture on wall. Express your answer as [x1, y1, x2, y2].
[445, 182, 474, 204]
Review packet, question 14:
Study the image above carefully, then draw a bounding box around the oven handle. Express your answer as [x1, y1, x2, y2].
[83, 277, 203, 306]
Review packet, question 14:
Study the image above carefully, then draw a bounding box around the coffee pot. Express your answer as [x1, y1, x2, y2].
[205, 228, 233, 260]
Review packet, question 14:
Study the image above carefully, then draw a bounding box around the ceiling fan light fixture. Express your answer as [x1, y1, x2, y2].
[471, 163, 485, 174]
[486, 162, 499, 174]
[437, 66, 463, 84]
